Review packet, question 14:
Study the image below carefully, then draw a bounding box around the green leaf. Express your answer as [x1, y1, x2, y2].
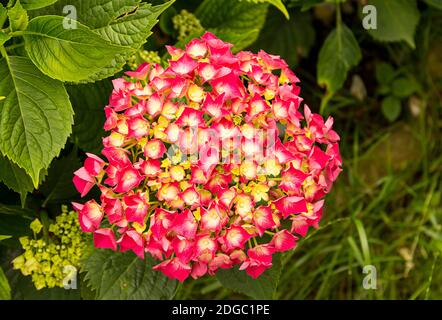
[424, 0, 442, 9]
[354, 219, 371, 265]
[288, 0, 326, 11]
[0, 56, 74, 187]
[366, 0, 420, 48]
[0, 4, 7, 27]
[23, 15, 133, 82]
[7, 0, 29, 31]
[377, 84, 391, 96]
[381, 96, 402, 122]
[391, 77, 419, 98]
[0, 213, 32, 238]
[0, 156, 34, 206]
[265, 0, 289, 18]
[84, 0, 173, 82]
[159, 6, 177, 36]
[317, 24, 362, 94]
[375, 62, 396, 85]
[68, 80, 113, 153]
[31, 0, 174, 82]
[83, 249, 178, 300]
[216, 254, 282, 299]
[21, 0, 59, 10]
[3, 266, 81, 300]
[241, 0, 289, 19]
[0, 235, 11, 241]
[93, 1, 174, 47]
[0, 203, 35, 217]
[0, 266, 11, 300]
[253, 7, 315, 66]
[87, 0, 174, 82]
[33, 0, 144, 28]
[195, 0, 268, 51]
[40, 151, 81, 203]
[0, 33, 10, 46]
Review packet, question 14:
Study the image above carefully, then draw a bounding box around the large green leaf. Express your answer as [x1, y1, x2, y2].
[287, 0, 324, 11]
[93, 1, 174, 47]
[7, 0, 28, 32]
[317, 24, 361, 95]
[195, 0, 268, 51]
[264, 0, 289, 18]
[0, 4, 7, 27]
[0, 204, 35, 246]
[68, 80, 113, 153]
[424, 0, 442, 9]
[21, 0, 59, 10]
[241, 0, 289, 18]
[366, 0, 420, 48]
[32, 0, 142, 27]
[23, 16, 132, 82]
[2, 266, 81, 300]
[253, 7, 315, 66]
[0, 156, 34, 206]
[40, 151, 81, 204]
[0, 33, 11, 46]
[83, 249, 178, 300]
[0, 203, 35, 218]
[89, 0, 174, 82]
[31, 0, 174, 82]
[0, 213, 32, 239]
[0, 56, 73, 187]
[216, 254, 282, 299]
[0, 266, 11, 300]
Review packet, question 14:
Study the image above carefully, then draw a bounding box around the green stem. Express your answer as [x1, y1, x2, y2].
[40, 210, 51, 242]
[0, 46, 8, 59]
[320, 92, 333, 115]
[9, 30, 25, 37]
[336, 1, 342, 29]
[5, 42, 24, 51]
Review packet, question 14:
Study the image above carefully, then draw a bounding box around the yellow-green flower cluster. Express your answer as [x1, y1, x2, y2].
[172, 10, 204, 42]
[12, 207, 89, 290]
[127, 50, 162, 70]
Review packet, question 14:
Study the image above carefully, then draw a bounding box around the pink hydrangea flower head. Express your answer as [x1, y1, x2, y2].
[72, 32, 342, 281]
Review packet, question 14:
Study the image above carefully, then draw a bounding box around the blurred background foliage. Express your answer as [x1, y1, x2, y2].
[1, 0, 441, 300]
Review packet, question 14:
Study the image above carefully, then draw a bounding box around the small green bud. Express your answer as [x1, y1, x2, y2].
[30, 219, 43, 235]
[12, 255, 25, 270]
[19, 236, 29, 247]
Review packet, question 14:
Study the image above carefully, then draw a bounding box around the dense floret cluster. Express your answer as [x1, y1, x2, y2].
[72, 32, 342, 281]
[127, 50, 162, 71]
[172, 9, 204, 42]
[12, 207, 88, 289]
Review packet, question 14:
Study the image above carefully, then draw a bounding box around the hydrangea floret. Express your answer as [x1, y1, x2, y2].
[72, 32, 342, 282]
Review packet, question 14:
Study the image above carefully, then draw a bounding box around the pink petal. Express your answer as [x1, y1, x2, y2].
[170, 54, 198, 75]
[94, 228, 117, 251]
[271, 230, 298, 252]
[274, 196, 308, 219]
